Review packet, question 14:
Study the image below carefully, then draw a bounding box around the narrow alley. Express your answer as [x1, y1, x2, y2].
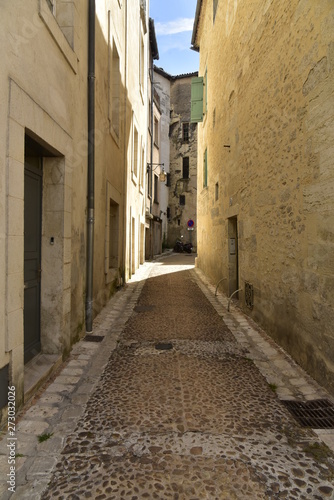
[2, 253, 334, 499]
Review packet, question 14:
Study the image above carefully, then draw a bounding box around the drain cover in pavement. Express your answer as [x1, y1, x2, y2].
[84, 335, 105, 342]
[282, 399, 334, 428]
[134, 305, 155, 312]
[155, 342, 173, 351]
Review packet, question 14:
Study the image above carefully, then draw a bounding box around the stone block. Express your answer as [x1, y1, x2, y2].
[7, 236, 23, 276]
[7, 119, 24, 163]
[6, 309, 23, 352]
[8, 158, 24, 200]
[7, 196, 23, 237]
[7, 273, 23, 314]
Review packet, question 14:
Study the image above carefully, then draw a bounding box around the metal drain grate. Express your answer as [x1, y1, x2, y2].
[155, 342, 173, 351]
[84, 335, 105, 343]
[282, 399, 334, 429]
[134, 305, 155, 312]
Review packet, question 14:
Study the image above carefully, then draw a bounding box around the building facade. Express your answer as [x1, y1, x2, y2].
[145, 19, 164, 259]
[192, 0, 334, 393]
[154, 68, 198, 251]
[0, 0, 150, 427]
[153, 69, 171, 251]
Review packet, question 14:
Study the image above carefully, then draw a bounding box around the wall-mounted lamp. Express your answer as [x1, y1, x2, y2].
[147, 162, 166, 182]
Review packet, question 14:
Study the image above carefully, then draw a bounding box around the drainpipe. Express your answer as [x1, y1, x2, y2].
[122, 0, 128, 281]
[149, 67, 154, 259]
[86, 0, 95, 333]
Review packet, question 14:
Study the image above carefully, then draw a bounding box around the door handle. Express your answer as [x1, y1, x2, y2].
[37, 268, 41, 281]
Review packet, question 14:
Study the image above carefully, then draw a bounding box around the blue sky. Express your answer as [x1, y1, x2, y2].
[149, 0, 199, 76]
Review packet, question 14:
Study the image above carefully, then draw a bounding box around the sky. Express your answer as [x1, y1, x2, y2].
[149, 0, 199, 76]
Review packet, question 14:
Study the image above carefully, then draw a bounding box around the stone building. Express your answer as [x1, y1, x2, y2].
[0, 0, 150, 426]
[191, 0, 334, 393]
[154, 68, 198, 250]
[146, 19, 166, 258]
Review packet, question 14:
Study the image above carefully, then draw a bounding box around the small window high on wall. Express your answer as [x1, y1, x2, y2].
[109, 200, 119, 270]
[182, 157, 189, 179]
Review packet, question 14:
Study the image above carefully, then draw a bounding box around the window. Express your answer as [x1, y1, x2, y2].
[190, 77, 204, 123]
[42, 0, 75, 49]
[154, 116, 159, 147]
[203, 149, 208, 188]
[182, 122, 189, 142]
[182, 157, 189, 179]
[180, 195, 185, 206]
[139, 31, 145, 91]
[105, 181, 121, 285]
[109, 200, 119, 269]
[46, 0, 55, 14]
[132, 125, 139, 178]
[154, 174, 159, 203]
[167, 207, 171, 219]
[110, 41, 121, 138]
[148, 99, 152, 133]
[166, 172, 171, 187]
[213, 0, 218, 22]
[139, 145, 145, 190]
[215, 181, 219, 201]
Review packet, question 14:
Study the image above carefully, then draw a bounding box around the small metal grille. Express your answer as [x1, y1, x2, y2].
[282, 399, 334, 429]
[245, 282, 254, 309]
[155, 343, 173, 351]
[134, 305, 155, 312]
[84, 335, 105, 343]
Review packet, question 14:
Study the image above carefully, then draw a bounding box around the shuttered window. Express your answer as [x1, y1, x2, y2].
[191, 77, 204, 123]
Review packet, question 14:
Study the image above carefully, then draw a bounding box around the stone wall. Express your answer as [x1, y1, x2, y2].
[168, 75, 198, 249]
[194, 0, 334, 393]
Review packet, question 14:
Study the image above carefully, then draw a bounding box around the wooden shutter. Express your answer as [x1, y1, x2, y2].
[191, 77, 204, 123]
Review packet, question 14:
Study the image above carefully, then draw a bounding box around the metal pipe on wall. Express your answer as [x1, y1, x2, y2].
[86, 0, 95, 333]
[149, 67, 154, 259]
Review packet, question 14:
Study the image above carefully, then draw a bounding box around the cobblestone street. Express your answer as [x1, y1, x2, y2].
[1, 253, 334, 499]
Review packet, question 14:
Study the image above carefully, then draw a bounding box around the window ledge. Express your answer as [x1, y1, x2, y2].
[132, 172, 138, 186]
[39, 0, 77, 74]
[110, 122, 121, 148]
[140, 85, 145, 105]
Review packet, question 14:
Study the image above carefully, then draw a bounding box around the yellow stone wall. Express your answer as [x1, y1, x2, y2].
[195, 0, 334, 392]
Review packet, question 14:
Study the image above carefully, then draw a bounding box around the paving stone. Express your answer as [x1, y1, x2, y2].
[2, 254, 334, 498]
[16, 420, 49, 436]
[23, 405, 59, 420]
[26, 456, 58, 479]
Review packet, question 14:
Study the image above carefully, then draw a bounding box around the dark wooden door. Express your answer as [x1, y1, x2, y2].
[24, 158, 42, 364]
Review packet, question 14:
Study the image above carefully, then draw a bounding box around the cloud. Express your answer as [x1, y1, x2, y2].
[155, 18, 194, 35]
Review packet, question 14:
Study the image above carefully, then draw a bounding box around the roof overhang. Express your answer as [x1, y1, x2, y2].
[191, 0, 203, 51]
[149, 18, 159, 60]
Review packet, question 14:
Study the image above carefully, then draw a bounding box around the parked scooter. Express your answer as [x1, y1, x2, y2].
[174, 239, 193, 253]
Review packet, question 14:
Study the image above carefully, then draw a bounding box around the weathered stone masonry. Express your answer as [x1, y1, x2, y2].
[192, 0, 334, 393]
